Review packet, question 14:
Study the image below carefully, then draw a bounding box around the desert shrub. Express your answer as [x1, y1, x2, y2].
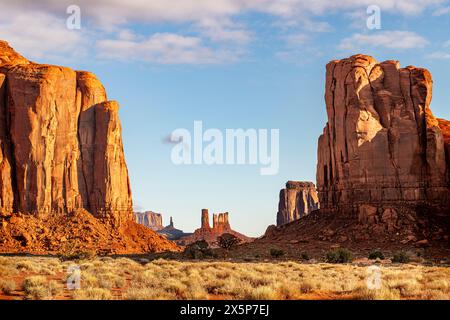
[300, 252, 310, 261]
[270, 249, 285, 258]
[0, 279, 16, 295]
[353, 286, 401, 300]
[217, 233, 241, 250]
[392, 251, 410, 264]
[183, 240, 215, 259]
[23, 276, 62, 300]
[59, 250, 96, 261]
[368, 250, 385, 260]
[325, 248, 353, 263]
[246, 286, 279, 300]
[0, 264, 19, 277]
[73, 287, 113, 300]
[299, 280, 314, 293]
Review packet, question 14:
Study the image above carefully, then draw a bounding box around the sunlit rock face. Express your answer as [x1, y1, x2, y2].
[276, 181, 319, 226]
[317, 54, 450, 217]
[0, 40, 132, 223]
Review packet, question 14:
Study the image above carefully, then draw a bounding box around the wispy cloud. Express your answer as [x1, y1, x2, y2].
[96, 32, 241, 64]
[432, 6, 450, 16]
[0, 0, 445, 64]
[0, 9, 88, 62]
[339, 31, 428, 51]
[427, 51, 450, 59]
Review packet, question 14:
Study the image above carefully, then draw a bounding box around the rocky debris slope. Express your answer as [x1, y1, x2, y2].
[0, 209, 179, 254]
[178, 209, 252, 246]
[261, 55, 450, 250]
[0, 40, 178, 254]
[134, 211, 163, 231]
[277, 181, 319, 226]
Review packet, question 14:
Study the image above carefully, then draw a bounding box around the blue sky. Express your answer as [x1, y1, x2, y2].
[1, 1, 450, 236]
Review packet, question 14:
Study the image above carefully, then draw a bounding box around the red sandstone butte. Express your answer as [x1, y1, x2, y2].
[178, 209, 252, 246]
[0, 40, 178, 254]
[317, 54, 450, 218]
[277, 181, 319, 226]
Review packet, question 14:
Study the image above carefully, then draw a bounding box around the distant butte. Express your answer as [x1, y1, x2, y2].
[178, 209, 252, 246]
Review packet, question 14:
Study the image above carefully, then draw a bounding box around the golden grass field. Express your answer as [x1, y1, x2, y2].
[0, 255, 449, 300]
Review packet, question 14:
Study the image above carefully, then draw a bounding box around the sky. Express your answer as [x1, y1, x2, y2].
[1, 0, 450, 237]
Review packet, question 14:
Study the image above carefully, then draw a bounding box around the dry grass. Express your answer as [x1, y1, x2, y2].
[0, 279, 16, 295]
[0, 255, 449, 300]
[23, 276, 63, 300]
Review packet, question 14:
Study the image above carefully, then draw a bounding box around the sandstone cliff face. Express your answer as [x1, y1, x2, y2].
[0, 41, 132, 222]
[317, 54, 450, 218]
[135, 211, 163, 231]
[277, 181, 319, 226]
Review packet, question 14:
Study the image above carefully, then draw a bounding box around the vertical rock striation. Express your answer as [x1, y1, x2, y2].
[0, 40, 133, 223]
[277, 181, 319, 226]
[134, 211, 163, 231]
[317, 54, 450, 219]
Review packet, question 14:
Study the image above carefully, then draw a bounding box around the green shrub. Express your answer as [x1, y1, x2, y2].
[325, 248, 353, 263]
[300, 252, 310, 261]
[368, 250, 385, 260]
[183, 240, 215, 259]
[270, 249, 285, 258]
[217, 233, 241, 250]
[392, 251, 410, 264]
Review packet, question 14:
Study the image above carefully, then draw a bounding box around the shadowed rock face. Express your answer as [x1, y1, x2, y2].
[0, 40, 132, 223]
[317, 54, 450, 217]
[277, 181, 319, 226]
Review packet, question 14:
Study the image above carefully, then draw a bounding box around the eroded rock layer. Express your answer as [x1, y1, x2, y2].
[277, 181, 319, 226]
[317, 54, 450, 217]
[0, 40, 132, 222]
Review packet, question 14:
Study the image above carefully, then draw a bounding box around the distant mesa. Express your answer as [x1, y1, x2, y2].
[158, 216, 192, 241]
[134, 211, 164, 231]
[277, 181, 319, 226]
[178, 209, 252, 246]
[134, 212, 192, 240]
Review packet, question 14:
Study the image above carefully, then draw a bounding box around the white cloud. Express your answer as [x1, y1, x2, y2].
[194, 18, 252, 44]
[0, 0, 445, 64]
[0, 9, 87, 62]
[96, 32, 241, 64]
[432, 6, 450, 16]
[339, 31, 428, 51]
[427, 51, 450, 59]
